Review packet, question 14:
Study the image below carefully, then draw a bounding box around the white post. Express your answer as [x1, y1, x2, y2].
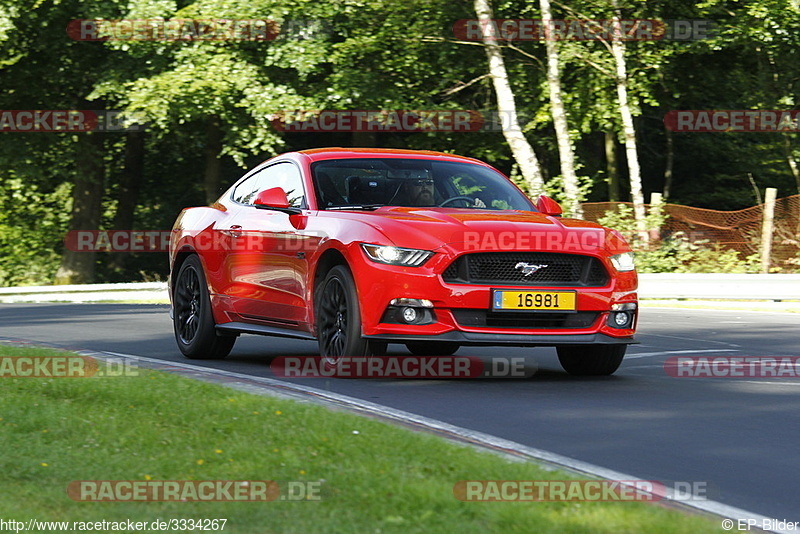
[760, 187, 777, 273]
[649, 192, 663, 241]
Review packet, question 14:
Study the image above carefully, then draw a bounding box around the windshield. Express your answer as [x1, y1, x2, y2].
[312, 158, 535, 211]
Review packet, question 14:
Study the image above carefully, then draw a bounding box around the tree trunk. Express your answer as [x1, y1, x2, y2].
[540, 0, 581, 217]
[204, 116, 223, 205]
[604, 131, 620, 201]
[663, 125, 674, 200]
[54, 133, 105, 284]
[610, 13, 647, 243]
[473, 0, 545, 197]
[784, 135, 800, 196]
[109, 131, 146, 273]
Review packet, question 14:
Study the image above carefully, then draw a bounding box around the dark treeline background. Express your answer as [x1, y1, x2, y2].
[0, 0, 797, 284]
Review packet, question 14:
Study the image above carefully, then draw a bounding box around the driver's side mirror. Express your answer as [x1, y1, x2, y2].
[254, 187, 301, 215]
[535, 195, 563, 217]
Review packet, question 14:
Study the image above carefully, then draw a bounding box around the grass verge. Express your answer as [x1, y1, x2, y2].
[0, 344, 725, 533]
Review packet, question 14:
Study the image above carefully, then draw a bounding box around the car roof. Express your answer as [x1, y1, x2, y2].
[293, 147, 490, 166]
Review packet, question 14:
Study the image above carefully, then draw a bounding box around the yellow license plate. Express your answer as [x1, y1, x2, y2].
[492, 290, 577, 311]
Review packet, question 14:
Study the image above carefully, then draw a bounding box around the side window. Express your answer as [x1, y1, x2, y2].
[232, 162, 306, 208]
[232, 172, 260, 204]
[254, 162, 306, 208]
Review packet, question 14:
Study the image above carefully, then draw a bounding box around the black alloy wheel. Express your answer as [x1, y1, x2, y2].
[173, 255, 235, 359]
[316, 265, 387, 366]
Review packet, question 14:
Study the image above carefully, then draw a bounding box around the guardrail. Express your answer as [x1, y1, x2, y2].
[1, 274, 799, 303]
[0, 282, 168, 303]
[638, 273, 800, 301]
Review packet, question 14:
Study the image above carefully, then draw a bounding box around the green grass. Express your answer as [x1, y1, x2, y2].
[0, 345, 725, 533]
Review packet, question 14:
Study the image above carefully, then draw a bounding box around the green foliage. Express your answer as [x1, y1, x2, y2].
[542, 170, 593, 211]
[0, 178, 72, 286]
[596, 203, 666, 243]
[633, 237, 759, 274]
[1, 0, 799, 284]
[785, 252, 800, 273]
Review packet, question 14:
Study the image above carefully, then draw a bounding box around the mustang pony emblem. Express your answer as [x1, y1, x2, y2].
[514, 262, 548, 276]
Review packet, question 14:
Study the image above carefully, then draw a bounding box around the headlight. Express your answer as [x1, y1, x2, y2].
[361, 244, 433, 267]
[610, 252, 636, 272]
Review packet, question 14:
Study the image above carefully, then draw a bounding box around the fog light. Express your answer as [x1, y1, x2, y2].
[613, 312, 629, 327]
[390, 298, 434, 308]
[401, 307, 418, 323]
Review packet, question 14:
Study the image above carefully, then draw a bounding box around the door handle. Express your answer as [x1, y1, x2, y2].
[221, 225, 243, 238]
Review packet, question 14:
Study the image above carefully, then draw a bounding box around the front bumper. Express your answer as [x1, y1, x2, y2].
[349, 246, 639, 344]
[365, 331, 636, 346]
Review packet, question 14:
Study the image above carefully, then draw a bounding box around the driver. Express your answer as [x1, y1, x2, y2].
[402, 177, 436, 206]
[392, 171, 488, 208]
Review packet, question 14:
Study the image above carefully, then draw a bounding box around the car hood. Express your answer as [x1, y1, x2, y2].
[327, 207, 624, 254]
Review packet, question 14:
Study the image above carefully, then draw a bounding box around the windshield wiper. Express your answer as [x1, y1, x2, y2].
[325, 204, 384, 211]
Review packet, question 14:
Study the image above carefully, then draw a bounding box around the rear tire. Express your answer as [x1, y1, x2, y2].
[316, 265, 386, 365]
[557, 345, 626, 376]
[172, 255, 235, 359]
[405, 341, 460, 356]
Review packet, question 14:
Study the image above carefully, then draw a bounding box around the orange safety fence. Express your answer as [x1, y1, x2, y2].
[582, 195, 800, 271]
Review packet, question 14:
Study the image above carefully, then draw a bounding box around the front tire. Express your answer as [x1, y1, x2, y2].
[172, 255, 235, 359]
[316, 265, 386, 364]
[557, 345, 626, 376]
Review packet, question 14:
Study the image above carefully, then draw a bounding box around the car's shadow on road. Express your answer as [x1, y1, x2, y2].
[223, 345, 631, 384]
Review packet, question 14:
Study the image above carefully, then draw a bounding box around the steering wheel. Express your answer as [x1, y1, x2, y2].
[439, 196, 475, 207]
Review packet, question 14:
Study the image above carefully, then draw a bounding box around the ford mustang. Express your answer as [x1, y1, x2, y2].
[168, 148, 637, 375]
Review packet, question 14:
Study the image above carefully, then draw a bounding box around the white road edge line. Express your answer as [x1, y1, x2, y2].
[639, 333, 742, 347]
[643, 306, 800, 315]
[622, 366, 800, 387]
[626, 349, 739, 360]
[71, 348, 792, 533]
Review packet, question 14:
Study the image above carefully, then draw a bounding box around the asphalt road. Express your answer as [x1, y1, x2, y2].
[2, 302, 799, 523]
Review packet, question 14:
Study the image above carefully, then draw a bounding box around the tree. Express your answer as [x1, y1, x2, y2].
[609, 10, 647, 241]
[473, 0, 545, 197]
[707, 0, 800, 195]
[539, 0, 582, 216]
[0, 0, 133, 284]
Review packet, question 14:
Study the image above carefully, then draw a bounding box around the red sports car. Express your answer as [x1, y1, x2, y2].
[169, 148, 637, 375]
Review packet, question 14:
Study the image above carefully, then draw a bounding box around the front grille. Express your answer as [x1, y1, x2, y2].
[452, 310, 600, 329]
[442, 252, 609, 287]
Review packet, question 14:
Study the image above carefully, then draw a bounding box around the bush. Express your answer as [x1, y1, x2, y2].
[0, 178, 71, 286]
[598, 204, 759, 273]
